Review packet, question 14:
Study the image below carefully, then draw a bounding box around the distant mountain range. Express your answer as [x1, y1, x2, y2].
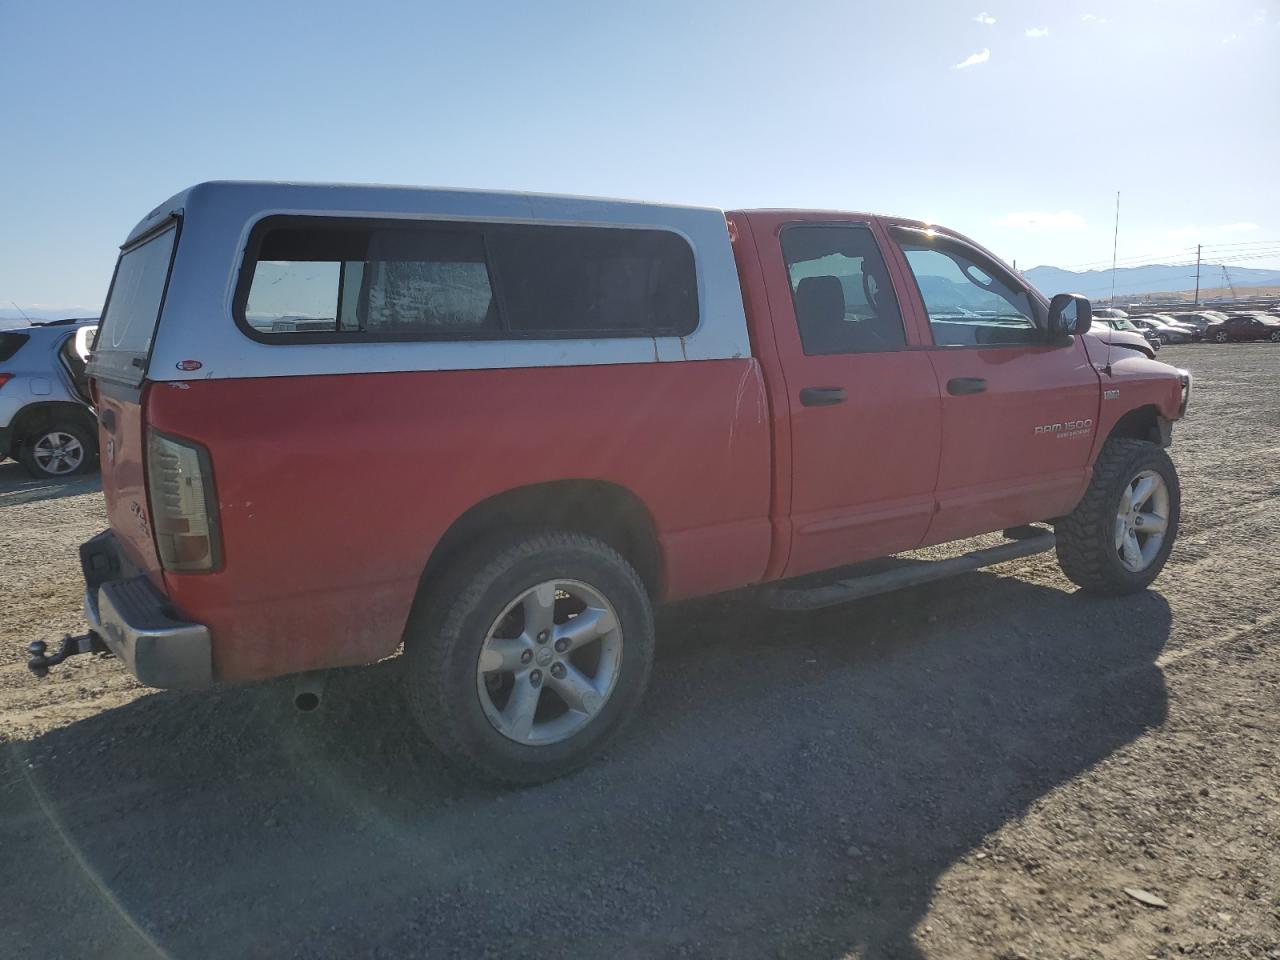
[1024, 263, 1280, 300]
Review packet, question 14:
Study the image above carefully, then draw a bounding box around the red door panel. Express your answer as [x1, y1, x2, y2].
[922, 342, 1100, 543]
[738, 212, 942, 579]
[879, 219, 1101, 545]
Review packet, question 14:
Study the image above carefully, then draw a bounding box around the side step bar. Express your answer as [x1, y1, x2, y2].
[763, 532, 1056, 612]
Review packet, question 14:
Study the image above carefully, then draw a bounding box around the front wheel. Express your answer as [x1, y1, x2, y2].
[1055, 438, 1181, 595]
[402, 530, 654, 785]
[1270, 330, 1280, 342]
[1215, 331, 1230, 343]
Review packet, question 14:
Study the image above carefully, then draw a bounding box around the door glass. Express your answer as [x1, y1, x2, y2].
[780, 225, 906, 355]
[894, 232, 1040, 347]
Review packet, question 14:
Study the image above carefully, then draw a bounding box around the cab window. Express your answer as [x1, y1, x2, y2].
[892, 229, 1041, 347]
[780, 224, 907, 355]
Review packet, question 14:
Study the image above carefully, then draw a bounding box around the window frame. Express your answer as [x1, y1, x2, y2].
[778, 220, 910, 356]
[86, 216, 183, 388]
[231, 214, 700, 345]
[889, 226, 1049, 350]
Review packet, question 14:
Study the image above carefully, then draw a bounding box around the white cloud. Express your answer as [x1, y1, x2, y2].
[1221, 32, 1240, 44]
[1220, 222, 1260, 233]
[993, 211, 1086, 230]
[1167, 226, 1200, 239]
[974, 12, 996, 24]
[1082, 13, 1108, 23]
[955, 48, 991, 69]
[1254, 8, 1267, 24]
[1025, 26, 1050, 37]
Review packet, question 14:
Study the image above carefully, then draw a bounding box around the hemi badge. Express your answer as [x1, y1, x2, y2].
[176, 360, 203, 371]
[1104, 389, 1120, 400]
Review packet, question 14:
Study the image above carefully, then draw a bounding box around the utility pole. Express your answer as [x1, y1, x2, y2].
[1193, 244, 1201, 306]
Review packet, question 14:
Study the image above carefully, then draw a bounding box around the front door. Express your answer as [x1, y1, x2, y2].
[755, 218, 943, 578]
[884, 224, 1101, 545]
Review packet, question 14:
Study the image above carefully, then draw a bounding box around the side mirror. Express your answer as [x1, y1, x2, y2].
[1048, 293, 1091, 340]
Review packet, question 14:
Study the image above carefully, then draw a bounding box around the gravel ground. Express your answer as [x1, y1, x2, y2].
[2, 343, 1278, 960]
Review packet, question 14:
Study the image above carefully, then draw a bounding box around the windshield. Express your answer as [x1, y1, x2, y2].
[88, 222, 178, 386]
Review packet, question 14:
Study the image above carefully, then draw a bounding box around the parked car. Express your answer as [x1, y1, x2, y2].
[0, 318, 99, 478]
[1130, 315, 1198, 344]
[1098, 316, 1161, 351]
[1203, 313, 1280, 343]
[1089, 321, 1158, 358]
[1169, 311, 1226, 336]
[1092, 307, 1129, 320]
[27, 181, 1192, 784]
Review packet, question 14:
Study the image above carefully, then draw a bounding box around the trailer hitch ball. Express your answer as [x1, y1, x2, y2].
[27, 634, 105, 678]
[28, 640, 52, 678]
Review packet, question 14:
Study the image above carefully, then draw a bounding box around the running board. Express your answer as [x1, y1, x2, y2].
[763, 533, 1056, 612]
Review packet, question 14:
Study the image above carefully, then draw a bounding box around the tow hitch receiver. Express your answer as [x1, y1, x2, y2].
[28, 633, 109, 678]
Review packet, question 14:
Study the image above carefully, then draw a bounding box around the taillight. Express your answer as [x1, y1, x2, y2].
[0, 373, 13, 390]
[146, 430, 222, 572]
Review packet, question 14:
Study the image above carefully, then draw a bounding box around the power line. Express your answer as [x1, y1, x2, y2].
[1061, 245, 1280, 272]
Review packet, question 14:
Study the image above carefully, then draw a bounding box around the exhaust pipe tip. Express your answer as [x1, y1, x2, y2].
[292, 671, 326, 712]
[294, 691, 321, 712]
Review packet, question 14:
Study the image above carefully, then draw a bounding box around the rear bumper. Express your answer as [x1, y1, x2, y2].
[80, 531, 213, 688]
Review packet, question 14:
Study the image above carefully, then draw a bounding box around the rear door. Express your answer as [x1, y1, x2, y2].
[88, 220, 180, 581]
[750, 216, 942, 578]
[884, 224, 1100, 545]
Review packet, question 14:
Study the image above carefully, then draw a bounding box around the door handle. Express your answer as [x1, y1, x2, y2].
[946, 377, 987, 396]
[799, 387, 847, 407]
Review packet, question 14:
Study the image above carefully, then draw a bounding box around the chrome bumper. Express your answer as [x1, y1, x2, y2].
[79, 531, 213, 689]
[1177, 369, 1192, 418]
[84, 578, 213, 688]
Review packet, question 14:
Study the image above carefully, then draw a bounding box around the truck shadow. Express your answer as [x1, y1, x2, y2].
[5, 571, 1169, 960]
[0, 460, 100, 505]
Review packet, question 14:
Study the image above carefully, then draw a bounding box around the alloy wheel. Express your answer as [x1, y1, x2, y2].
[31, 431, 85, 476]
[1114, 469, 1170, 573]
[476, 579, 623, 745]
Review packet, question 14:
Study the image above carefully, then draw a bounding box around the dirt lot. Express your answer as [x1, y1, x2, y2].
[2, 343, 1278, 960]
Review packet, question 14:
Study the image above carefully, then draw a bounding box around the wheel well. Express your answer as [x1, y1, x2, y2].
[1107, 404, 1167, 446]
[9, 402, 97, 448]
[421, 481, 664, 600]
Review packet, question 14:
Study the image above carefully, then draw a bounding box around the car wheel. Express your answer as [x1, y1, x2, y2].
[1055, 438, 1180, 595]
[1215, 331, 1229, 343]
[402, 529, 655, 785]
[17, 423, 97, 479]
[1159, 333, 1170, 344]
[1270, 330, 1280, 342]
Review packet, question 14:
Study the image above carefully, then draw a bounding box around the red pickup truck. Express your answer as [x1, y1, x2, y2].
[29, 182, 1191, 784]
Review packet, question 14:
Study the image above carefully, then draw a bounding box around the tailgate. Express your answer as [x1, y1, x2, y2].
[96, 381, 164, 584]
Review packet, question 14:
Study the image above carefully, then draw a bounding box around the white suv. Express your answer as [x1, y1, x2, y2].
[0, 318, 99, 478]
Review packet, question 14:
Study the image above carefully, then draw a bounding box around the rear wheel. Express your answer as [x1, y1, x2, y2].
[17, 423, 96, 479]
[1055, 438, 1180, 595]
[1270, 330, 1280, 342]
[402, 530, 654, 785]
[1215, 330, 1230, 343]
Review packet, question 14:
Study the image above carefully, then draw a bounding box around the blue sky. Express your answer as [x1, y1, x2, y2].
[2, 0, 1277, 316]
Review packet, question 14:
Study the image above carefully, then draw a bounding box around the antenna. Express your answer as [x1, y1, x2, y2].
[1108, 192, 1120, 309]
[9, 301, 31, 321]
[1103, 191, 1119, 376]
